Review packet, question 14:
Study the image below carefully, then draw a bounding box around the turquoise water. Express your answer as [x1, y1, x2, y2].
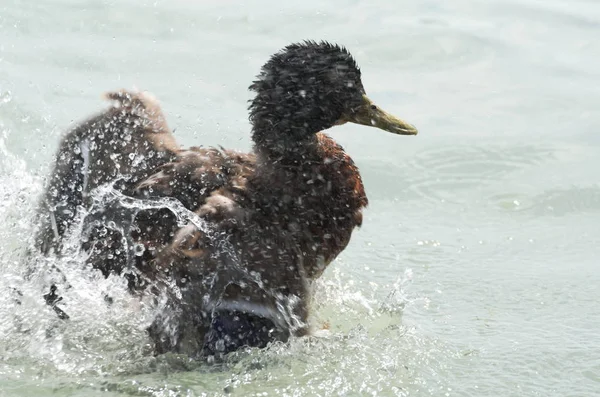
[1, 0, 599, 395]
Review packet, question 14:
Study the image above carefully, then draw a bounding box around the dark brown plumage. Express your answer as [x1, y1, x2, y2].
[33, 41, 418, 357]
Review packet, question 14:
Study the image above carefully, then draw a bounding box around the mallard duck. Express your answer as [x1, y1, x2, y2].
[34, 41, 418, 357]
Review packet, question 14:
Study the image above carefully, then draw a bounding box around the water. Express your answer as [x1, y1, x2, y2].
[1, 0, 599, 395]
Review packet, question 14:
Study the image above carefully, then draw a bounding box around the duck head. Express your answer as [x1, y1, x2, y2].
[249, 40, 417, 156]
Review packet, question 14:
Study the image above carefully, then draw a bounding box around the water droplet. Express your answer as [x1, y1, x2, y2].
[133, 243, 145, 256]
[0, 90, 12, 104]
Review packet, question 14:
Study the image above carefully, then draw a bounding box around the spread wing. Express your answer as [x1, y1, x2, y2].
[34, 89, 179, 255]
[33, 89, 256, 289]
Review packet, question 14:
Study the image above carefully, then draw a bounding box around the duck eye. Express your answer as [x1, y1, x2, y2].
[370, 105, 377, 110]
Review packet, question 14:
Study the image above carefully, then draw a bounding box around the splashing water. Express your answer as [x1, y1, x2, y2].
[0, 132, 448, 396]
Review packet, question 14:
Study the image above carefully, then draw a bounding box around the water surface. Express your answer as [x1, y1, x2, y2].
[1, 0, 599, 396]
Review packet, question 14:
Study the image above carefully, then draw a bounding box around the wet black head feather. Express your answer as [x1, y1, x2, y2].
[249, 41, 365, 152]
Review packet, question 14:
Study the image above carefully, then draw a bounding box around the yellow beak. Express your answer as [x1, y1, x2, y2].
[348, 95, 418, 135]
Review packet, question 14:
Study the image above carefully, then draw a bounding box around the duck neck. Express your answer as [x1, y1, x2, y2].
[251, 118, 322, 167]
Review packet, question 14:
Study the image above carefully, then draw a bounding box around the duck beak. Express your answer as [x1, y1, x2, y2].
[348, 95, 418, 135]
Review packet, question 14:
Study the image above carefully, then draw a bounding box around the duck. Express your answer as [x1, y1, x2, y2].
[33, 41, 418, 358]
